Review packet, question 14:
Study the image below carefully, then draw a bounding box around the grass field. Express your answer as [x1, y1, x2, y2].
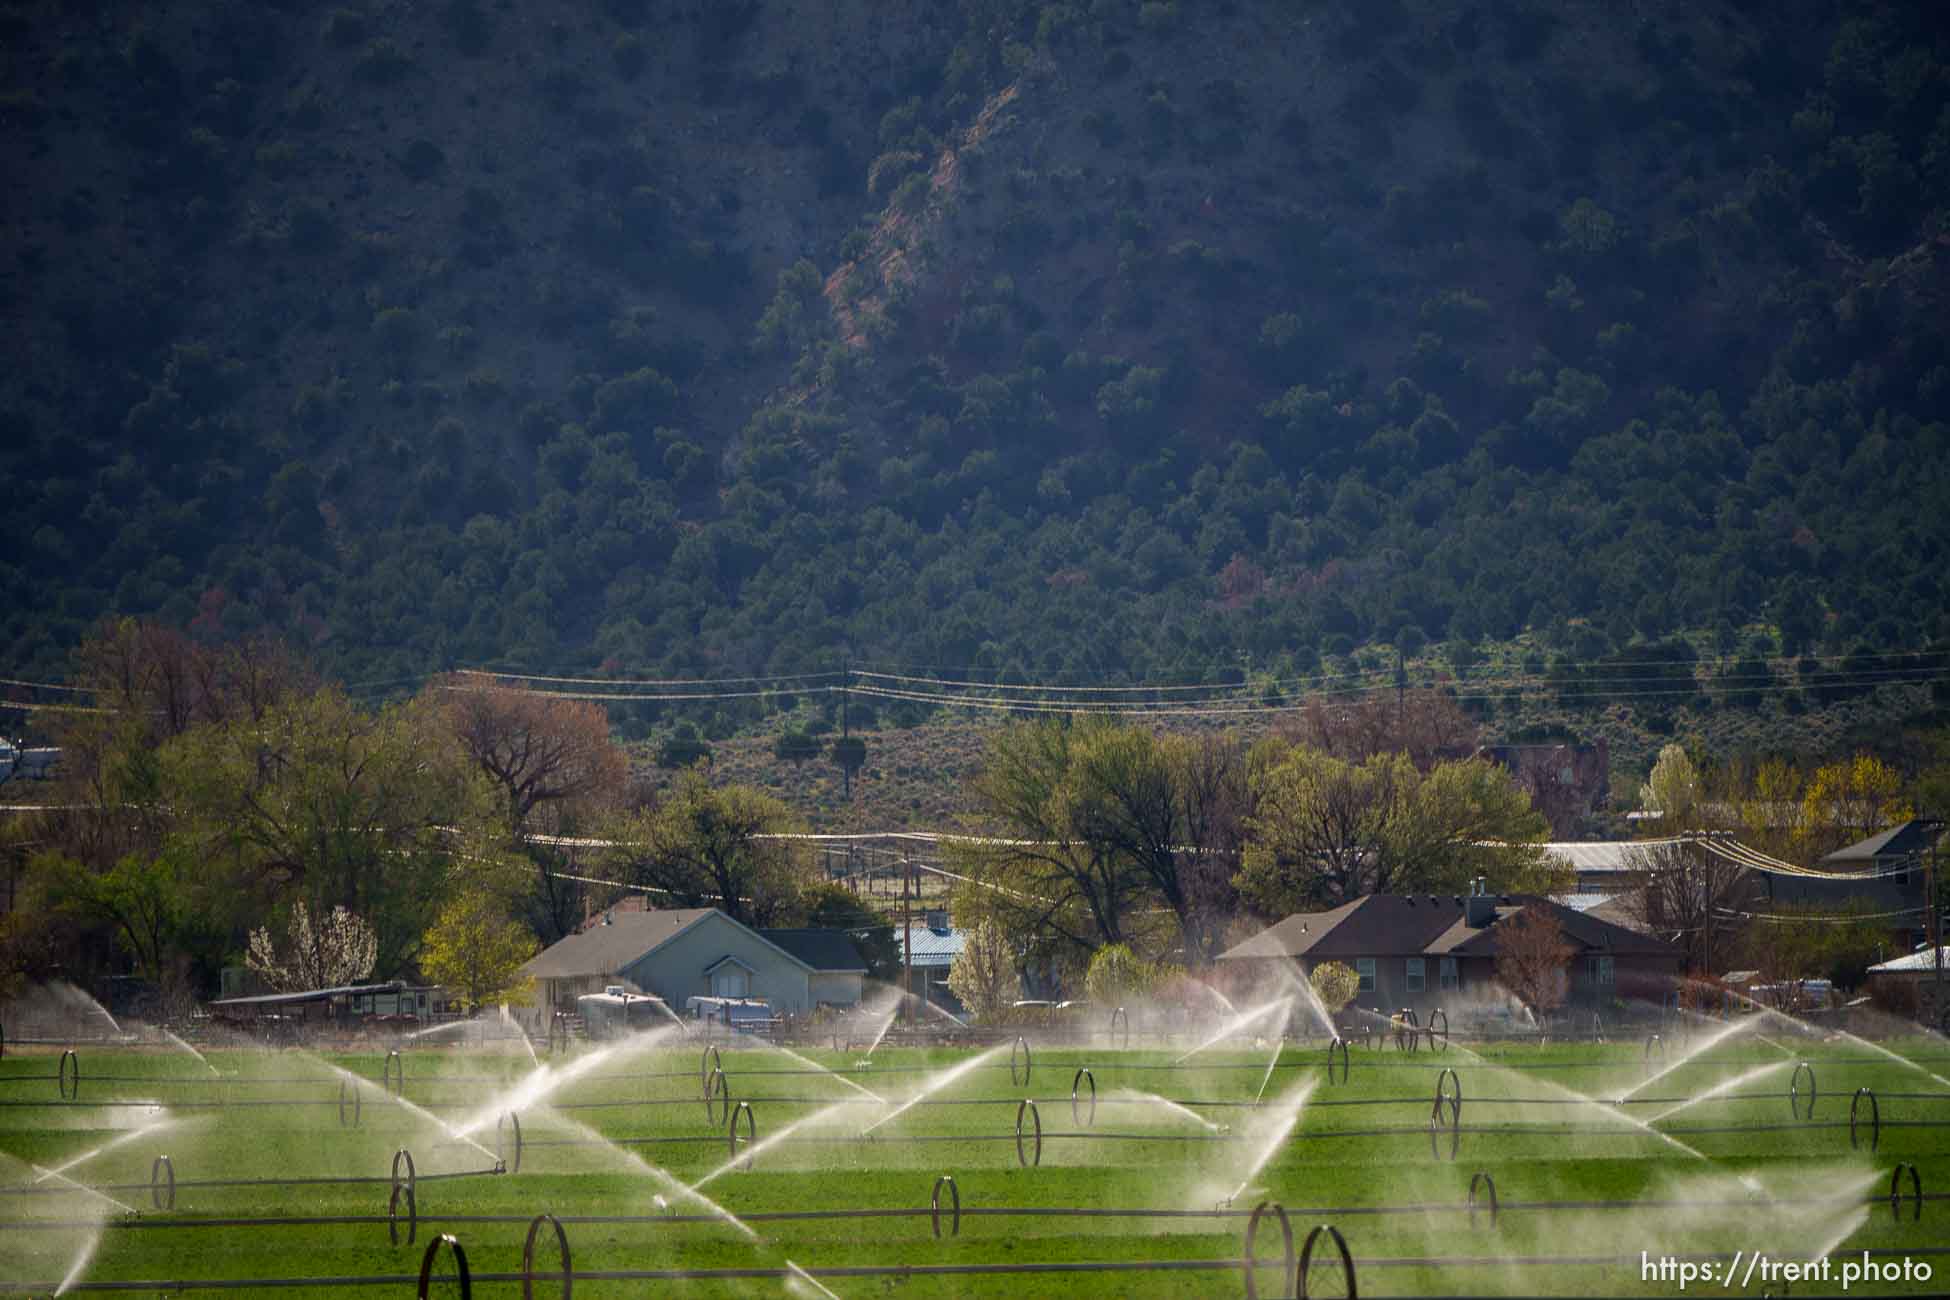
[2, 1020, 1947, 1297]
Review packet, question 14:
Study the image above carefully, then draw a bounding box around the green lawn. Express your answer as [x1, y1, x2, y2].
[1, 1026, 1946, 1297]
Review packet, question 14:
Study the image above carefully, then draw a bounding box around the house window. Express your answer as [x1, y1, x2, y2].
[1354, 958, 1376, 992]
[1405, 958, 1426, 993]
[1439, 957, 1459, 990]
[1589, 955, 1614, 987]
[712, 966, 750, 998]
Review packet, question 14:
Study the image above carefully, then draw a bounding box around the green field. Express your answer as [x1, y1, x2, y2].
[2, 1024, 1947, 1297]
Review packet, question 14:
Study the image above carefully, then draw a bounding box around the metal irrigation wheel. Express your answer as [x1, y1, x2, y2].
[1015, 1098, 1042, 1168]
[1432, 1069, 1462, 1129]
[1850, 1087, 1879, 1152]
[498, 1112, 523, 1175]
[1297, 1223, 1356, 1299]
[1071, 1068, 1097, 1127]
[338, 1077, 362, 1128]
[1326, 1037, 1350, 1086]
[1241, 1200, 1294, 1300]
[393, 1148, 417, 1191]
[383, 1050, 404, 1097]
[1109, 1006, 1131, 1050]
[389, 1178, 418, 1247]
[416, 1233, 472, 1299]
[728, 1101, 756, 1170]
[700, 1044, 723, 1098]
[930, 1174, 960, 1239]
[1011, 1035, 1032, 1087]
[1889, 1162, 1922, 1223]
[547, 1014, 569, 1055]
[1428, 1009, 1449, 1053]
[58, 1048, 78, 1101]
[521, 1213, 572, 1300]
[150, 1154, 175, 1211]
[705, 1066, 730, 1126]
[1590, 1012, 1604, 1044]
[1789, 1062, 1817, 1121]
[1643, 1034, 1665, 1070]
[1466, 1171, 1498, 1228]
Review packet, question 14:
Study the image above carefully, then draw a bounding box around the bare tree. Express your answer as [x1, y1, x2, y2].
[1277, 688, 1479, 770]
[1622, 839, 1757, 976]
[1494, 904, 1574, 1016]
[946, 920, 1020, 1022]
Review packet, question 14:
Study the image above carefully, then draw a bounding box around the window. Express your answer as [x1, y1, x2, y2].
[1439, 957, 1459, 990]
[712, 965, 750, 998]
[1405, 958, 1426, 993]
[1355, 958, 1376, 992]
[1589, 955, 1614, 987]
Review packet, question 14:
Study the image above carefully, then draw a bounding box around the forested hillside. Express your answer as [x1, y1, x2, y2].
[4, 1, 1948, 736]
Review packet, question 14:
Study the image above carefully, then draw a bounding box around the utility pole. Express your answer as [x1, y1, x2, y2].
[900, 857, 914, 1029]
[839, 654, 851, 801]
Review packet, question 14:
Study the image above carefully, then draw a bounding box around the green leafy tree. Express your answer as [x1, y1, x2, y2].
[1237, 746, 1554, 915]
[946, 919, 1019, 1022]
[1083, 942, 1156, 1006]
[608, 769, 809, 926]
[1309, 959, 1360, 1014]
[419, 893, 539, 1011]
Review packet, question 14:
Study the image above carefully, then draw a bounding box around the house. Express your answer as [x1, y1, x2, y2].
[1216, 888, 1682, 1016]
[520, 908, 866, 1021]
[1866, 945, 1950, 1029]
[896, 911, 967, 1013]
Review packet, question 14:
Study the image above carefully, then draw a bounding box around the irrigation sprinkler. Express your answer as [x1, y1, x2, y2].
[1850, 1087, 1880, 1152]
[521, 1213, 571, 1300]
[1427, 1009, 1449, 1053]
[1590, 1013, 1604, 1044]
[1241, 1200, 1294, 1300]
[57, 1048, 78, 1100]
[1109, 1006, 1130, 1050]
[705, 1066, 730, 1126]
[150, 1154, 174, 1211]
[1015, 1098, 1042, 1168]
[338, 1078, 362, 1128]
[728, 1101, 756, 1170]
[383, 1050, 404, 1097]
[1466, 1172, 1498, 1228]
[1326, 1037, 1351, 1086]
[498, 1112, 524, 1174]
[416, 1233, 473, 1299]
[930, 1175, 960, 1239]
[1889, 1163, 1921, 1223]
[1011, 1035, 1032, 1086]
[1642, 1034, 1665, 1073]
[1297, 1223, 1356, 1299]
[1790, 1062, 1817, 1120]
[1432, 1069, 1462, 1128]
[700, 1044, 723, 1098]
[1071, 1068, 1097, 1126]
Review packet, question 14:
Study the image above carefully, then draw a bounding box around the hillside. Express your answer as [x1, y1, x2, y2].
[3, 0, 1948, 756]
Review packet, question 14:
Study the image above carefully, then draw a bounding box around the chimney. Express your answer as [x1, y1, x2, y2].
[924, 909, 948, 932]
[1464, 877, 1497, 928]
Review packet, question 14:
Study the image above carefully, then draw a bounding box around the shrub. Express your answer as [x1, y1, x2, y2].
[1310, 960, 1361, 1014]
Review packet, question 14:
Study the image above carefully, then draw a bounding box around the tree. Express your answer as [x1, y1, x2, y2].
[1310, 960, 1360, 1014]
[419, 893, 539, 1011]
[1237, 746, 1555, 914]
[1278, 688, 1478, 770]
[247, 901, 378, 992]
[438, 675, 628, 945]
[1640, 743, 1701, 825]
[1494, 904, 1573, 1016]
[1083, 942, 1156, 1006]
[161, 687, 511, 975]
[440, 675, 627, 837]
[656, 722, 712, 769]
[609, 769, 809, 925]
[1799, 753, 1911, 858]
[1623, 839, 1756, 975]
[946, 919, 1019, 1022]
[37, 848, 202, 984]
